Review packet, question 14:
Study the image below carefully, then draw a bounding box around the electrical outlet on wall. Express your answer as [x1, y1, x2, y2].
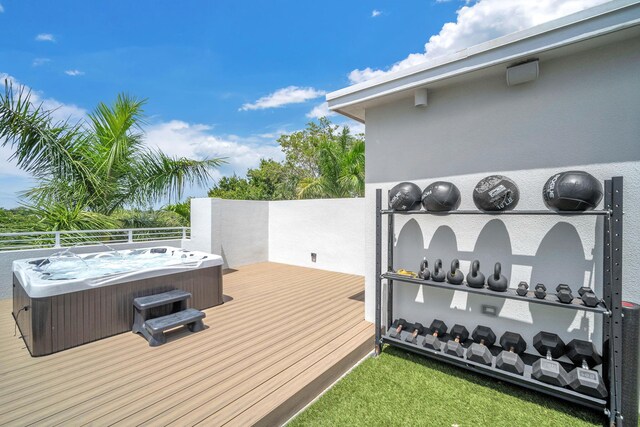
[311, 253, 317, 262]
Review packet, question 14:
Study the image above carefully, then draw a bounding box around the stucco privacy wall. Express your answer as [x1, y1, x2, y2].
[0, 239, 181, 299]
[184, 198, 269, 269]
[187, 197, 365, 275]
[269, 198, 365, 275]
[362, 35, 640, 350]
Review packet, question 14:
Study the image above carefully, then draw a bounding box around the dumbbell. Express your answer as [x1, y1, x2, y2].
[496, 332, 526, 375]
[532, 331, 569, 387]
[404, 323, 424, 344]
[578, 286, 599, 308]
[516, 281, 529, 297]
[389, 318, 407, 339]
[467, 326, 496, 366]
[566, 339, 607, 398]
[556, 284, 574, 304]
[422, 319, 448, 351]
[445, 324, 469, 358]
[534, 283, 547, 299]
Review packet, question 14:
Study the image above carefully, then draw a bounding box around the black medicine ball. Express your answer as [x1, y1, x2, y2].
[473, 175, 520, 211]
[389, 182, 422, 211]
[421, 181, 461, 212]
[542, 171, 603, 211]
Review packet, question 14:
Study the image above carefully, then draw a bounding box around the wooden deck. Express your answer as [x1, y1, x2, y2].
[0, 262, 372, 426]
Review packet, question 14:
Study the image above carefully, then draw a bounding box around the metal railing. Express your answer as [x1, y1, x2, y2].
[0, 227, 191, 251]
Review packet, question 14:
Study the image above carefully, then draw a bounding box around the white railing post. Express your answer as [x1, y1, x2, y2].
[54, 232, 61, 248]
[182, 227, 187, 239]
[128, 229, 133, 243]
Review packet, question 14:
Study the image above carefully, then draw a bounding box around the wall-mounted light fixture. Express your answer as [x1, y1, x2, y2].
[414, 88, 428, 107]
[506, 59, 539, 86]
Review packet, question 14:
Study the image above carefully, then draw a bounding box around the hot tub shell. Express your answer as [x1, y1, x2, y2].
[12, 247, 223, 356]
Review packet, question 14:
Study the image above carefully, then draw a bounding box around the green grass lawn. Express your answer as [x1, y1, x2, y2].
[289, 345, 603, 427]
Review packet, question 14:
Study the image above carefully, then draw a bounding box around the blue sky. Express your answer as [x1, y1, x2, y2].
[0, 0, 609, 207]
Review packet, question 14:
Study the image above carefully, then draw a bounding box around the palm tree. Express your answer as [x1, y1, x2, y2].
[296, 125, 364, 199]
[0, 82, 224, 229]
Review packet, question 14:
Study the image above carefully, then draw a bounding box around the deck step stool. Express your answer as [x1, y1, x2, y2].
[132, 290, 206, 346]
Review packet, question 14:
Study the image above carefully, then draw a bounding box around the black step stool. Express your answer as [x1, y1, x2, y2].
[132, 290, 206, 346]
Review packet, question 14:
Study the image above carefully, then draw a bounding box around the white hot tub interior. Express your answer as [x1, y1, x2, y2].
[13, 246, 223, 298]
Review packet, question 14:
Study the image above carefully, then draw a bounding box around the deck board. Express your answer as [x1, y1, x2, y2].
[0, 262, 372, 426]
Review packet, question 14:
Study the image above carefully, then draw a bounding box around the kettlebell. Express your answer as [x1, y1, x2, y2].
[446, 259, 464, 285]
[418, 257, 431, 280]
[487, 262, 508, 292]
[466, 260, 485, 289]
[431, 259, 445, 282]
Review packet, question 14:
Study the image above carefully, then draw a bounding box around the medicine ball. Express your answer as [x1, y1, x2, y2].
[473, 175, 520, 211]
[542, 171, 603, 211]
[389, 182, 422, 211]
[421, 181, 461, 212]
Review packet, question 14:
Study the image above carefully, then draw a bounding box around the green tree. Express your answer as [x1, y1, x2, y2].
[208, 160, 298, 200]
[208, 175, 256, 200]
[208, 118, 365, 201]
[0, 83, 224, 229]
[163, 199, 191, 224]
[295, 125, 364, 198]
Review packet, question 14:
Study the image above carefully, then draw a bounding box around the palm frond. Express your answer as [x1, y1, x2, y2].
[296, 176, 325, 199]
[26, 201, 119, 232]
[89, 93, 147, 178]
[130, 149, 225, 205]
[0, 81, 99, 190]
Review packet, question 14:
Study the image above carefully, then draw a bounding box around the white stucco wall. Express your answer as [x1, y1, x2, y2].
[186, 197, 365, 275]
[0, 239, 182, 299]
[269, 198, 365, 275]
[362, 34, 640, 350]
[184, 198, 269, 269]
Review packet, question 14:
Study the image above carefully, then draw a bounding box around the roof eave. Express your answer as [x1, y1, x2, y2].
[327, 0, 640, 123]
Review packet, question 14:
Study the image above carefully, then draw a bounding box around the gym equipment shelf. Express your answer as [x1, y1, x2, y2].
[383, 331, 607, 410]
[380, 209, 610, 216]
[381, 272, 609, 314]
[374, 177, 624, 425]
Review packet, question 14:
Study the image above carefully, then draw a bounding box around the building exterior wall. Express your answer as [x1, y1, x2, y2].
[362, 35, 640, 350]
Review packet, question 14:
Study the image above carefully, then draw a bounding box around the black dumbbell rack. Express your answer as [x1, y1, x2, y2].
[374, 177, 624, 425]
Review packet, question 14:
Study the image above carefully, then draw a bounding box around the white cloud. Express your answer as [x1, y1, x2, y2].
[240, 86, 326, 111]
[35, 33, 55, 42]
[254, 128, 291, 139]
[0, 73, 87, 123]
[349, 0, 610, 84]
[306, 102, 337, 119]
[144, 120, 285, 184]
[333, 119, 365, 136]
[64, 69, 84, 76]
[347, 120, 365, 135]
[371, 9, 381, 17]
[32, 58, 50, 67]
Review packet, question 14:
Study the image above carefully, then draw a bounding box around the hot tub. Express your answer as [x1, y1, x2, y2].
[12, 246, 223, 356]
